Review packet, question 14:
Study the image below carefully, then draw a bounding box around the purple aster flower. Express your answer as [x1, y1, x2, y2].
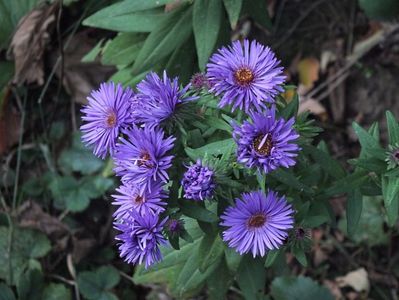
[115, 210, 167, 268]
[232, 105, 300, 174]
[113, 126, 175, 193]
[220, 190, 294, 257]
[206, 39, 286, 112]
[80, 82, 133, 159]
[181, 160, 216, 201]
[165, 218, 184, 235]
[132, 71, 197, 127]
[112, 180, 168, 219]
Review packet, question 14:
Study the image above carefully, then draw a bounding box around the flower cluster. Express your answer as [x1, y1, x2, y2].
[80, 39, 300, 266]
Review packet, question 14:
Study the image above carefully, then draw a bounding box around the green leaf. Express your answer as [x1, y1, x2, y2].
[237, 255, 266, 300]
[241, 0, 272, 29]
[271, 276, 334, 300]
[0, 282, 16, 300]
[352, 122, 385, 159]
[292, 245, 307, 267]
[179, 202, 218, 223]
[101, 33, 145, 66]
[207, 257, 231, 300]
[83, 0, 172, 32]
[42, 284, 72, 300]
[193, 0, 222, 70]
[325, 171, 369, 196]
[302, 144, 345, 179]
[133, 5, 193, 74]
[270, 169, 314, 195]
[224, 247, 242, 273]
[346, 189, 363, 236]
[58, 145, 103, 176]
[382, 176, 399, 226]
[185, 138, 235, 160]
[17, 269, 44, 300]
[386, 111, 399, 145]
[77, 266, 120, 300]
[265, 249, 280, 268]
[199, 234, 225, 272]
[0, 227, 51, 285]
[81, 40, 104, 63]
[348, 157, 387, 173]
[223, 0, 243, 28]
[280, 94, 299, 120]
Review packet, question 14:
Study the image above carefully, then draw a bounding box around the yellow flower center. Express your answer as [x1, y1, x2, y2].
[234, 67, 254, 85]
[248, 213, 266, 228]
[252, 134, 273, 156]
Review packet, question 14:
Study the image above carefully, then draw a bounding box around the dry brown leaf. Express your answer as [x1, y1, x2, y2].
[18, 200, 70, 239]
[8, 3, 58, 86]
[52, 31, 115, 104]
[323, 279, 343, 300]
[298, 97, 328, 122]
[0, 89, 21, 156]
[72, 235, 97, 263]
[297, 57, 320, 89]
[336, 268, 370, 293]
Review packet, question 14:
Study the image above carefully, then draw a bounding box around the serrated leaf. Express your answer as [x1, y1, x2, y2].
[193, 0, 222, 70]
[42, 283, 71, 300]
[237, 255, 266, 300]
[271, 276, 334, 300]
[386, 111, 399, 145]
[83, 0, 171, 32]
[223, 0, 243, 28]
[132, 5, 193, 74]
[0, 227, 51, 285]
[77, 266, 120, 300]
[346, 189, 363, 236]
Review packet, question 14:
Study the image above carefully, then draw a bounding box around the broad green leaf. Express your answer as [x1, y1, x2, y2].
[237, 256, 266, 300]
[338, 196, 388, 246]
[224, 247, 242, 273]
[0, 227, 51, 285]
[207, 257, 231, 300]
[279, 93, 299, 120]
[265, 249, 280, 268]
[199, 234, 225, 272]
[58, 146, 103, 176]
[386, 111, 399, 145]
[42, 284, 72, 300]
[83, 0, 172, 32]
[271, 276, 334, 300]
[0, 282, 16, 300]
[193, 0, 222, 70]
[102, 33, 145, 66]
[346, 189, 363, 236]
[77, 266, 120, 300]
[241, 0, 272, 29]
[185, 138, 235, 160]
[352, 122, 385, 159]
[302, 144, 345, 179]
[17, 269, 44, 300]
[133, 5, 193, 74]
[382, 176, 399, 226]
[179, 202, 218, 223]
[223, 0, 243, 28]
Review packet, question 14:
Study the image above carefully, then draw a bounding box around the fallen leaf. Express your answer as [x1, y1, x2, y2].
[72, 235, 96, 263]
[52, 31, 115, 104]
[323, 279, 343, 300]
[297, 57, 320, 89]
[298, 97, 328, 122]
[17, 200, 70, 239]
[7, 2, 58, 86]
[336, 268, 370, 293]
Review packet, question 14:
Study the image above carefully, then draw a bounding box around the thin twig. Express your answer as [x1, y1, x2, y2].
[274, 0, 328, 49]
[11, 88, 27, 212]
[49, 274, 76, 286]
